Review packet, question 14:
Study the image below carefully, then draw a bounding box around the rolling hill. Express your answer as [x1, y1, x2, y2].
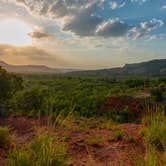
[67, 59, 166, 76]
[0, 61, 79, 74]
[0, 59, 166, 76]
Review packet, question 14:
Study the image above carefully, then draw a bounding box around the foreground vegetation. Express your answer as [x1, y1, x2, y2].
[0, 67, 166, 165]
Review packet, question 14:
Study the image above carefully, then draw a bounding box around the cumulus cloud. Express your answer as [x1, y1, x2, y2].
[96, 19, 129, 37]
[15, 0, 106, 37]
[16, 0, 130, 38]
[63, 1, 103, 36]
[129, 19, 164, 39]
[13, 0, 163, 40]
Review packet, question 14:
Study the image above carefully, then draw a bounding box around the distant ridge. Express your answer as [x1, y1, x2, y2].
[0, 59, 166, 76]
[67, 59, 166, 76]
[0, 61, 79, 74]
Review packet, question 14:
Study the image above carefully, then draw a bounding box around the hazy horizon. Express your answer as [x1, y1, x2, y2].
[1, 58, 166, 70]
[0, 0, 166, 69]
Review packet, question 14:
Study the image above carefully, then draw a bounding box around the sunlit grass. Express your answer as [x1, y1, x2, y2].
[8, 134, 67, 166]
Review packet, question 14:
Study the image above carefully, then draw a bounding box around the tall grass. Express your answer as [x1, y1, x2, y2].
[141, 106, 166, 165]
[8, 148, 31, 166]
[31, 134, 66, 166]
[45, 97, 75, 130]
[145, 146, 157, 166]
[142, 111, 166, 151]
[8, 134, 67, 166]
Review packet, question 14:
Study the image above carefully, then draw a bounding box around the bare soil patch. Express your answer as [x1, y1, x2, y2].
[0, 116, 145, 166]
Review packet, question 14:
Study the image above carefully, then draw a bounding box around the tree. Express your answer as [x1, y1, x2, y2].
[0, 67, 23, 115]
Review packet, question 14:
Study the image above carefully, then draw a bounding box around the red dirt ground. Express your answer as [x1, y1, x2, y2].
[0, 116, 145, 166]
[67, 124, 145, 166]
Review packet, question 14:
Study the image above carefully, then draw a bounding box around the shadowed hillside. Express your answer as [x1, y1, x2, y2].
[0, 61, 80, 74]
[67, 59, 166, 76]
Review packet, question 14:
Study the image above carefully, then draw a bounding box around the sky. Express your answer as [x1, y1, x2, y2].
[0, 0, 166, 69]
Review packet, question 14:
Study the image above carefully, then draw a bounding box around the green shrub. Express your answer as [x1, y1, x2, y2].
[105, 107, 134, 123]
[0, 126, 11, 148]
[124, 79, 145, 88]
[150, 88, 164, 102]
[11, 87, 49, 115]
[0, 67, 23, 116]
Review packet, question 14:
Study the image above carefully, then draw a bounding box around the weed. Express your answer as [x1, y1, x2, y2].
[127, 134, 136, 143]
[112, 127, 124, 141]
[31, 134, 66, 166]
[8, 134, 67, 166]
[143, 112, 166, 151]
[85, 135, 104, 147]
[7, 148, 31, 166]
[161, 151, 166, 165]
[145, 146, 156, 166]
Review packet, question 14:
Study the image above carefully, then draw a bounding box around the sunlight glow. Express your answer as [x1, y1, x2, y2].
[0, 19, 32, 46]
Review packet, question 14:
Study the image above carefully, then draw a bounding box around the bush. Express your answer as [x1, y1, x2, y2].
[150, 88, 164, 102]
[105, 107, 135, 123]
[11, 87, 49, 115]
[124, 79, 145, 88]
[0, 67, 23, 116]
[0, 126, 11, 148]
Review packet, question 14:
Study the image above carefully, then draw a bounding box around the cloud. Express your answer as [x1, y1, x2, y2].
[16, 0, 130, 38]
[148, 34, 166, 41]
[28, 31, 51, 39]
[13, 0, 163, 40]
[14, 0, 105, 37]
[0, 44, 51, 57]
[110, 1, 125, 10]
[129, 19, 164, 39]
[63, 1, 103, 36]
[96, 19, 129, 37]
[109, 0, 148, 9]
[130, 0, 148, 4]
[161, 5, 166, 9]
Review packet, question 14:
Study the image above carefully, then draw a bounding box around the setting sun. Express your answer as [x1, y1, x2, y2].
[0, 19, 32, 46]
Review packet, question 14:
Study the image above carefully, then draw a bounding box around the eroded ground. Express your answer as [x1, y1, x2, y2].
[0, 116, 145, 166]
